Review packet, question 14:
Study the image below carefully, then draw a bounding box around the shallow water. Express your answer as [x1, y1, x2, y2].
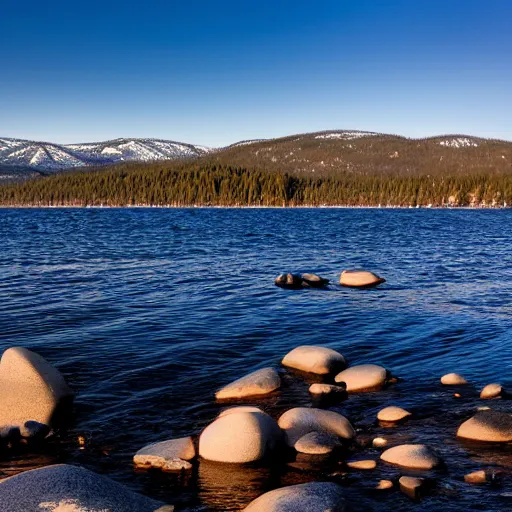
[0, 208, 511, 511]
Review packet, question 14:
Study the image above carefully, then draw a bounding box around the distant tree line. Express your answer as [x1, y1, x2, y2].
[0, 162, 511, 207]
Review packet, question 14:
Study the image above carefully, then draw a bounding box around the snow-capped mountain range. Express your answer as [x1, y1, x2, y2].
[0, 137, 211, 176]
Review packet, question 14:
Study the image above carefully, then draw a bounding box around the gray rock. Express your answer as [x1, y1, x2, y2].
[457, 410, 512, 442]
[134, 436, 195, 471]
[335, 364, 387, 392]
[0, 464, 166, 512]
[381, 444, 442, 470]
[243, 482, 348, 511]
[282, 345, 346, 375]
[216, 367, 281, 400]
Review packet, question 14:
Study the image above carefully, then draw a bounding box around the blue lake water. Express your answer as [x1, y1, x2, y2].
[0, 208, 511, 511]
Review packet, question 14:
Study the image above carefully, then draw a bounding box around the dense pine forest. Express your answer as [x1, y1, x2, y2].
[1, 161, 512, 207]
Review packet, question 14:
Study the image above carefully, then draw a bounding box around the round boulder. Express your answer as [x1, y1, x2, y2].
[294, 431, 340, 454]
[457, 410, 512, 442]
[278, 407, 355, 447]
[380, 444, 442, 470]
[340, 270, 385, 288]
[215, 367, 281, 400]
[199, 409, 282, 463]
[134, 436, 195, 471]
[243, 482, 347, 511]
[480, 383, 503, 399]
[282, 345, 346, 375]
[441, 373, 468, 385]
[334, 364, 387, 392]
[377, 406, 412, 423]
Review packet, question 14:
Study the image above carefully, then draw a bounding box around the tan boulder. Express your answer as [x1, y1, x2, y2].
[134, 436, 195, 471]
[0, 347, 74, 438]
[334, 364, 387, 392]
[282, 345, 346, 375]
[218, 406, 265, 418]
[399, 476, 425, 499]
[278, 407, 355, 447]
[377, 406, 412, 422]
[376, 479, 393, 490]
[464, 470, 488, 484]
[441, 373, 468, 385]
[380, 444, 442, 470]
[199, 410, 282, 463]
[372, 437, 388, 448]
[243, 482, 347, 511]
[347, 459, 376, 470]
[480, 383, 503, 399]
[340, 270, 385, 288]
[294, 431, 340, 454]
[457, 410, 512, 442]
[215, 368, 281, 400]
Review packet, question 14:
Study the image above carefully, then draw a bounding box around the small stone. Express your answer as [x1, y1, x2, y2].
[464, 470, 487, 484]
[477, 406, 491, 411]
[215, 367, 281, 399]
[381, 444, 442, 470]
[454, 393, 461, 398]
[480, 383, 503, 399]
[282, 345, 346, 375]
[441, 373, 468, 385]
[372, 437, 388, 448]
[347, 459, 376, 470]
[399, 476, 424, 499]
[294, 431, 340, 454]
[334, 364, 387, 392]
[134, 437, 195, 472]
[376, 479, 393, 490]
[339, 270, 385, 288]
[457, 410, 512, 442]
[377, 406, 412, 422]
[309, 383, 346, 396]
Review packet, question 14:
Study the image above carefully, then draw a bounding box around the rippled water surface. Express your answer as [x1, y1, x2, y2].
[0, 208, 511, 511]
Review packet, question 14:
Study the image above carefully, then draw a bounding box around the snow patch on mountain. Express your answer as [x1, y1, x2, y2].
[439, 138, 479, 148]
[315, 131, 377, 140]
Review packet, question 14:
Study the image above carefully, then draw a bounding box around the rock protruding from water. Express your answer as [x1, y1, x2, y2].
[0, 347, 74, 439]
[464, 470, 488, 484]
[282, 345, 346, 375]
[380, 444, 442, 470]
[399, 476, 425, 499]
[275, 274, 303, 289]
[347, 459, 377, 470]
[457, 410, 512, 442]
[294, 431, 341, 454]
[199, 408, 282, 463]
[243, 482, 348, 511]
[334, 364, 387, 392]
[309, 383, 347, 396]
[278, 407, 355, 447]
[480, 383, 503, 399]
[301, 273, 329, 288]
[215, 368, 281, 400]
[0, 464, 166, 512]
[441, 373, 468, 385]
[377, 406, 412, 422]
[134, 436, 195, 471]
[339, 270, 385, 288]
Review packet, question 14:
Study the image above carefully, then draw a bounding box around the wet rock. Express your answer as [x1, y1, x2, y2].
[275, 274, 303, 289]
[0, 464, 166, 512]
[340, 270, 385, 288]
[282, 345, 346, 375]
[480, 383, 503, 399]
[376, 479, 393, 490]
[218, 406, 265, 418]
[347, 459, 376, 470]
[301, 273, 329, 288]
[243, 481, 348, 511]
[380, 444, 442, 470]
[441, 373, 468, 385]
[199, 409, 282, 463]
[215, 367, 281, 400]
[372, 437, 388, 448]
[457, 410, 512, 442]
[334, 364, 387, 392]
[294, 431, 340, 454]
[278, 407, 355, 447]
[309, 383, 347, 396]
[134, 436, 195, 472]
[399, 476, 425, 499]
[464, 470, 487, 484]
[0, 347, 74, 439]
[377, 406, 412, 423]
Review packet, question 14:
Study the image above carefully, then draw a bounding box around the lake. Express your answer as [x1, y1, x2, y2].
[0, 208, 511, 511]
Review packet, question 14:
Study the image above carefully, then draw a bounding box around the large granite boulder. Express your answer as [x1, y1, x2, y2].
[134, 436, 195, 471]
[215, 368, 281, 400]
[457, 410, 512, 442]
[334, 364, 387, 392]
[0, 347, 74, 438]
[243, 482, 347, 511]
[294, 431, 341, 454]
[282, 346, 346, 375]
[0, 464, 167, 512]
[199, 409, 282, 463]
[340, 270, 385, 288]
[278, 407, 355, 447]
[380, 444, 442, 470]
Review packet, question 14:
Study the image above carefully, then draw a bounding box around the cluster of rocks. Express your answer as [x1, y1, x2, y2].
[274, 270, 385, 289]
[0, 345, 510, 511]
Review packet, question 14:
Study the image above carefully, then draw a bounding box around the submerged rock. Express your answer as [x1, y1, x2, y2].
[134, 436, 195, 472]
[0, 464, 166, 512]
[301, 273, 329, 288]
[480, 383, 503, 399]
[339, 270, 385, 288]
[215, 367, 281, 400]
[380, 444, 442, 470]
[0, 347, 74, 439]
[282, 345, 346, 375]
[334, 364, 387, 392]
[457, 410, 512, 442]
[199, 409, 282, 463]
[243, 482, 348, 511]
[278, 407, 355, 447]
[441, 373, 468, 385]
[275, 273, 303, 289]
[377, 406, 412, 423]
[294, 431, 341, 454]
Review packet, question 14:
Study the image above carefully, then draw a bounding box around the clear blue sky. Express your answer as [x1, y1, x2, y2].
[1, 0, 511, 146]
